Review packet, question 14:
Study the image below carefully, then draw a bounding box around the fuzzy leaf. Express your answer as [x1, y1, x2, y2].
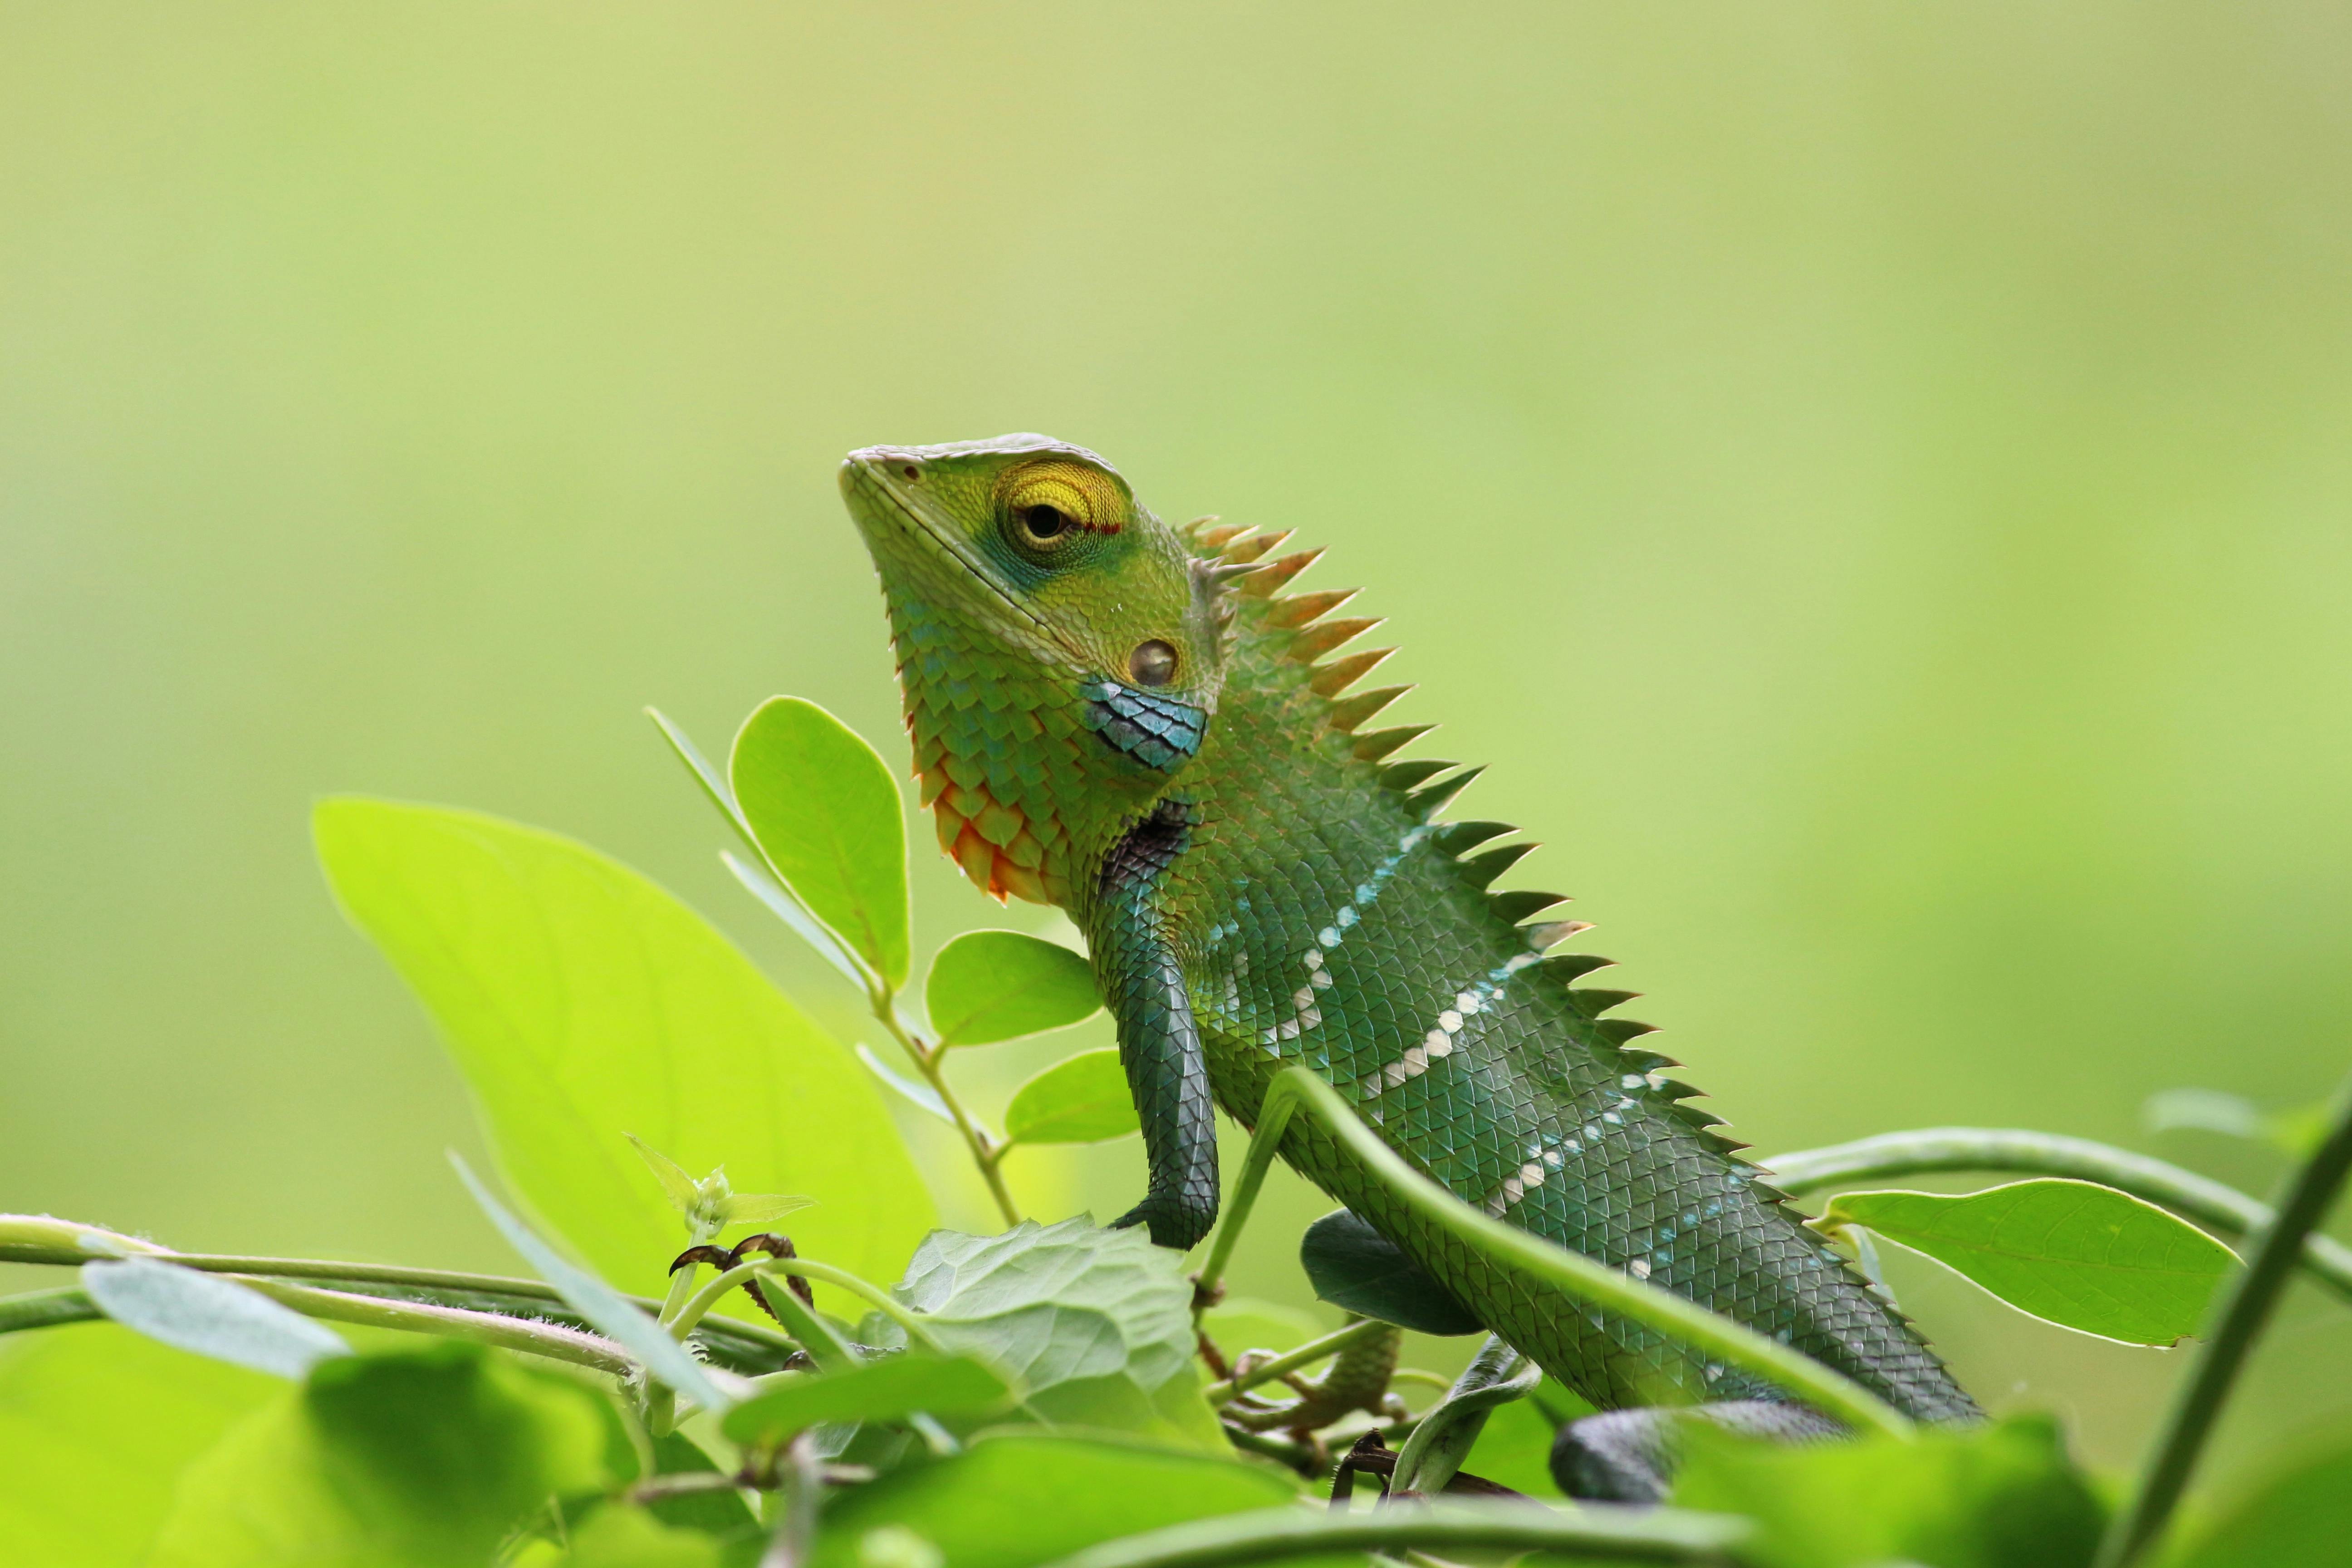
[81, 1259, 350, 1380]
[730, 696, 911, 989]
[1300, 1208, 1483, 1336]
[143, 1343, 619, 1568]
[885, 1219, 1223, 1449]
[721, 1354, 1011, 1445]
[806, 1431, 1301, 1568]
[313, 799, 932, 1310]
[924, 930, 1100, 1047]
[1822, 1179, 2236, 1345]
[1003, 1049, 1141, 1146]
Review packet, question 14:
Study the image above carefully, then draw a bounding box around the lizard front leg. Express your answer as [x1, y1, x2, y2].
[1090, 798, 1219, 1251]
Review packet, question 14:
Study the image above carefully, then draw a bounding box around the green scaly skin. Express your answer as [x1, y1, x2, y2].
[841, 435, 1977, 1425]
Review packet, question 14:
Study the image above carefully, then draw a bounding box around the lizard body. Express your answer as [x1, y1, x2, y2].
[841, 435, 1976, 1424]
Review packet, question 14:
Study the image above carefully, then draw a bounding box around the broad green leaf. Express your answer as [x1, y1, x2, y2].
[808, 1431, 1302, 1568]
[730, 697, 910, 989]
[0, 1325, 279, 1567]
[548, 1505, 731, 1568]
[721, 1354, 1010, 1445]
[81, 1258, 350, 1380]
[145, 1343, 618, 1568]
[1821, 1180, 2237, 1345]
[924, 930, 1100, 1047]
[1199, 1296, 1323, 1358]
[314, 799, 934, 1310]
[452, 1155, 733, 1414]
[1003, 1049, 1139, 1145]
[1300, 1208, 1483, 1336]
[887, 1218, 1225, 1450]
[2170, 1429, 2352, 1568]
[1673, 1413, 2103, 1568]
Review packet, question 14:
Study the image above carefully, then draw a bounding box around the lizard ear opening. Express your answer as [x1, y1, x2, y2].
[1129, 640, 1179, 687]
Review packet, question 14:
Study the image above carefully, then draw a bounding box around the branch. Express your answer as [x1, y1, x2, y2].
[1032, 1498, 1749, 1568]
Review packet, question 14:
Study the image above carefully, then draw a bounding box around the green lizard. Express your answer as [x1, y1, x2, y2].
[839, 434, 1977, 1433]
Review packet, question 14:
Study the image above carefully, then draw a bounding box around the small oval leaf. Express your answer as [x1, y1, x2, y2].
[1004, 1050, 1140, 1146]
[1821, 1179, 2239, 1345]
[81, 1259, 351, 1379]
[721, 1354, 1011, 1446]
[1299, 1209, 1484, 1337]
[731, 697, 911, 990]
[925, 930, 1101, 1047]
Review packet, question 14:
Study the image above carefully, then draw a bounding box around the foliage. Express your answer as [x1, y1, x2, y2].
[1, 693, 2345, 1568]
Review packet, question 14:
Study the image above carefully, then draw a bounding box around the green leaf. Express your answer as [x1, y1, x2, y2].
[1300, 1208, 1483, 1337]
[81, 1259, 351, 1380]
[887, 1219, 1225, 1450]
[856, 1042, 954, 1123]
[924, 930, 1100, 1047]
[2170, 1429, 2352, 1568]
[626, 1134, 705, 1217]
[638, 1431, 760, 1546]
[1199, 1296, 1324, 1357]
[1459, 1392, 1566, 1497]
[723, 848, 874, 993]
[451, 1154, 734, 1414]
[1003, 1049, 1139, 1146]
[0, 1325, 280, 1567]
[144, 1342, 619, 1568]
[730, 697, 911, 989]
[1821, 1179, 2237, 1345]
[715, 1192, 818, 1229]
[548, 1505, 730, 1568]
[313, 799, 934, 1310]
[807, 1431, 1302, 1568]
[721, 1354, 1011, 1445]
[1672, 1413, 2104, 1568]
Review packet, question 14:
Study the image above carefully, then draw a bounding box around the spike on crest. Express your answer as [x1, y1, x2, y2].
[1537, 952, 1613, 984]
[1240, 549, 1323, 598]
[1308, 647, 1396, 697]
[1570, 988, 1642, 1019]
[1326, 685, 1412, 734]
[1525, 919, 1595, 950]
[1264, 586, 1356, 629]
[1352, 723, 1435, 763]
[1379, 759, 1455, 792]
[1221, 529, 1293, 565]
[1459, 842, 1536, 890]
[1196, 522, 1252, 552]
[1181, 514, 1221, 543]
[1289, 617, 1383, 662]
[1489, 889, 1568, 923]
[1407, 764, 1485, 818]
[1433, 820, 1514, 857]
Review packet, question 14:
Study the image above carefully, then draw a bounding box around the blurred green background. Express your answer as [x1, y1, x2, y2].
[5, 1, 2348, 1486]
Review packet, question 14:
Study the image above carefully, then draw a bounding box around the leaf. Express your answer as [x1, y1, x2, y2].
[721, 1355, 1011, 1445]
[0, 1324, 280, 1568]
[549, 1505, 730, 1568]
[1460, 1393, 1567, 1497]
[807, 1431, 1303, 1568]
[2143, 1087, 2332, 1159]
[80, 1259, 351, 1381]
[1821, 1180, 2237, 1345]
[1300, 1208, 1484, 1337]
[856, 1042, 954, 1123]
[887, 1218, 1225, 1450]
[924, 930, 1101, 1047]
[730, 697, 911, 990]
[637, 1432, 760, 1545]
[1672, 1413, 2103, 1568]
[1003, 1049, 1140, 1146]
[1199, 1297, 1324, 1358]
[452, 1154, 734, 1414]
[627, 1134, 705, 1217]
[144, 1342, 619, 1568]
[313, 799, 934, 1310]
[724, 848, 873, 993]
[716, 1192, 818, 1229]
[2171, 1428, 2352, 1568]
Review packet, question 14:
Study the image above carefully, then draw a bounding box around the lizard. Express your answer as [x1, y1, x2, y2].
[838, 433, 1979, 1436]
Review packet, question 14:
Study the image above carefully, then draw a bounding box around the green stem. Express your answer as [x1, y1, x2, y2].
[1203, 1317, 1392, 1406]
[229, 1277, 634, 1376]
[1230, 1068, 1914, 1439]
[1389, 1335, 1534, 1496]
[1763, 1127, 2352, 1306]
[874, 1000, 1023, 1230]
[1032, 1499, 1749, 1568]
[672, 1257, 926, 1350]
[2094, 1073, 2352, 1568]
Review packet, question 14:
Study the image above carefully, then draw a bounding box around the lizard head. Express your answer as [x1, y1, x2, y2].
[840, 435, 1227, 907]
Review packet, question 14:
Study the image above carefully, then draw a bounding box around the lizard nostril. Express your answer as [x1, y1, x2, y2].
[900, 463, 922, 482]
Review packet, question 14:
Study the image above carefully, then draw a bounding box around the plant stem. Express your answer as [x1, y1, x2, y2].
[672, 1256, 926, 1350]
[1031, 1498, 1749, 1568]
[1764, 1127, 2352, 1305]
[226, 1276, 635, 1376]
[872, 999, 1023, 1229]
[1218, 1069, 1913, 1439]
[1203, 1317, 1395, 1405]
[2094, 1072, 2352, 1568]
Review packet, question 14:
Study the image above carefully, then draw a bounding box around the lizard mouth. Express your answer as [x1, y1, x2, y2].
[844, 457, 1080, 662]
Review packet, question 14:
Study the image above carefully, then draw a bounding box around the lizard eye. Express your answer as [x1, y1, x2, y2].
[1019, 504, 1071, 541]
[1129, 640, 1178, 687]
